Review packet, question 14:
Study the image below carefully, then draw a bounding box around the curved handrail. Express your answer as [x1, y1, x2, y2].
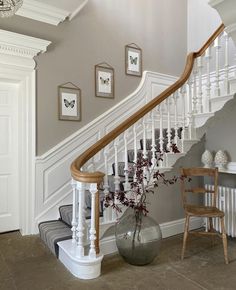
[71, 24, 225, 183]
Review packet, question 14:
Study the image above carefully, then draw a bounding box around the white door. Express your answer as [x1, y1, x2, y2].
[0, 82, 19, 232]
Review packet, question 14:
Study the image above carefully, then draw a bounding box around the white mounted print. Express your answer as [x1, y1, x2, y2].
[58, 83, 81, 121]
[95, 63, 114, 98]
[125, 43, 142, 77]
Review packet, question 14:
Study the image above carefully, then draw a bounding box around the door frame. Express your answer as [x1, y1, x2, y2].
[0, 29, 51, 235]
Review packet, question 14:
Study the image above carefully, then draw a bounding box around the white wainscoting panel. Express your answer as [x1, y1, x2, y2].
[34, 71, 177, 232]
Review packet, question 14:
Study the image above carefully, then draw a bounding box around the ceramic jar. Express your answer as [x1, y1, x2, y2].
[201, 150, 213, 168]
[214, 150, 228, 170]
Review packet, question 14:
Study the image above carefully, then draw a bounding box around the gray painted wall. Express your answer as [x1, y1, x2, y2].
[0, 0, 187, 155]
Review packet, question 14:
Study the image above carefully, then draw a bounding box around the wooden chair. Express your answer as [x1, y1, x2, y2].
[180, 167, 229, 264]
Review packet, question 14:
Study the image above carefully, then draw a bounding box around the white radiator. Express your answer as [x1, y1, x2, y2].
[205, 184, 236, 237]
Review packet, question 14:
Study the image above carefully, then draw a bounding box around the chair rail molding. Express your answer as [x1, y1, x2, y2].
[34, 71, 177, 232]
[0, 29, 51, 235]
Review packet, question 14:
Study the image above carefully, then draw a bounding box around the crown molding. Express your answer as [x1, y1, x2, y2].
[0, 29, 51, 59]
[16, 0, 70, 26]
[69, 0, 89, 21]
[208, 0, 224, 8]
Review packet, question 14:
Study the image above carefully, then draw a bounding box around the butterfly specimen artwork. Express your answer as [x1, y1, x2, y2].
[95, 63, 114, 98]
[125, 43, 142, 77]
[100, 77, 110, 85]
[64, 99, 75, 108]
[129, 55, 138, 65]
[58, 82, 81, 121]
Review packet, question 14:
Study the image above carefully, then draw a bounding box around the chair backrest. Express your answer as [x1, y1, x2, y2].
[180, 167, 219, 208]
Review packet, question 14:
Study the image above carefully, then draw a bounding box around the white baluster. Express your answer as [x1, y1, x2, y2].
[197, 56, 203, 113]
[124, 131, 130, 191]
[89, 183, 97, 259]
[224, 32, 230, 95]
[142, 118, 147, 159]
[151, 110, 157, 168]
[133, 124, 137, 182]
[159, 104, 164, 167]
[71, 179, 78, 243]
[103, 147, 110, 222]
[76, 181, 85, 258]
[214, 36, 221, 96]
[173, 92, 179, 145]
[188, 76, 194, 139]
[114, 138, 120, 192]
[166, 98, 172, 151]
[192, 63, 198, 114]
[180, 85, 187, 147]
[205, 46, 212, 112]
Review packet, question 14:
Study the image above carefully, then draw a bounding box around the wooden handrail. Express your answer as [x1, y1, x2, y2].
[71, 24, 225, 183]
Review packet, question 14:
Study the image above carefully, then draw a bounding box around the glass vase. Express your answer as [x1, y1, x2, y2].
[115, 209, 162, 266]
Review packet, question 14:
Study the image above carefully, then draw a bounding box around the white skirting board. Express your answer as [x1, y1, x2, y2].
[99, 216, 203, 255]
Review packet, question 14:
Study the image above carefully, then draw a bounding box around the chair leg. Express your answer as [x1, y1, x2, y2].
[209, 217, 215, 246]
[220, 217, 229, 264]
[181, 215, 190, 260]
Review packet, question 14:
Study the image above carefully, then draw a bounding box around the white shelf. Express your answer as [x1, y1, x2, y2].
[218, 162, 236, 175]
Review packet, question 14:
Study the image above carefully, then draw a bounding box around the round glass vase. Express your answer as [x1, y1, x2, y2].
[115, 209, 162, 266]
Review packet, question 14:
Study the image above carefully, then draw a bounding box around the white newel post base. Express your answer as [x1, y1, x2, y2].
[58, 239, 104, 280]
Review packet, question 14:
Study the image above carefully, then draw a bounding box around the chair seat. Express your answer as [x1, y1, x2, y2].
[185, 205, 224, 217]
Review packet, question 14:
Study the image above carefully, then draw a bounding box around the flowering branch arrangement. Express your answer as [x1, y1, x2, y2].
[104, 143, 182, 216]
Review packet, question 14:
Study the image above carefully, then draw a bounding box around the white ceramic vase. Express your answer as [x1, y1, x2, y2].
[201, 150, 213, 168]
[214, 150, 228, 170]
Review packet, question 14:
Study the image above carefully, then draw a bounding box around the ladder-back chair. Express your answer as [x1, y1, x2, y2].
[180, 167, 228, 264]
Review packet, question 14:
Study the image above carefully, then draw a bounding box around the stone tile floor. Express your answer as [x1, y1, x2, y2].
[0, 231, 236, 290]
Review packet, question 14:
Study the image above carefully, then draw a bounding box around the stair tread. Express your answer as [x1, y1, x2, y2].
[38, 220, 71, 257]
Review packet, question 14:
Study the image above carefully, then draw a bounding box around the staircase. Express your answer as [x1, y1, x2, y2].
[38, 24, 236, 279]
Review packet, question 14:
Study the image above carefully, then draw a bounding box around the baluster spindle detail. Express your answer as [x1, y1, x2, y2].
[133, 124, 137, 182]
[173, 92, 179, 145]
[71, 179, 78, 243]
[224, 32, 230, 95]
[151, 110, 157, 168]
[159, 104, 164, 167]
[192, 63, 198, 114]
[205, 46, 212, 112]
[89, 183, 97, 259]
[214, 36, 221, 96]
[188, 76, 194, 139]
[180, 85, 186, 147]
[114, 138, 120, 192]
[124, 131, 130, 191]
[142, 118, 147, 159]
[166, 98, 172, 151]
[103, 147, 110, 222]
[197, 57, 203, 113]
[76, 181, 85, 257]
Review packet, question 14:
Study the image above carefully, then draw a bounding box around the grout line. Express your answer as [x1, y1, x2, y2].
[170, 267, 209, 290]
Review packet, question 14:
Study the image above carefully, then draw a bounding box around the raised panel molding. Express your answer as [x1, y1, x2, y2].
[34, 71, 177, 231]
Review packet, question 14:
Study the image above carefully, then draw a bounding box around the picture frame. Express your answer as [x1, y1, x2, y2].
[95, 62, 114, 98]
[58, 82, 81, 121]
[125, 43, 142, 77]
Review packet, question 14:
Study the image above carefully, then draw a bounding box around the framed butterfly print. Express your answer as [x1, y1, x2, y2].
[95, 63, 114, 98]
[125, 43, 142, 77]
[58, 83, 81, 121]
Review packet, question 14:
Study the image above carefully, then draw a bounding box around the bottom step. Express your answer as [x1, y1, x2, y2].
[39, 220, 72, 257]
